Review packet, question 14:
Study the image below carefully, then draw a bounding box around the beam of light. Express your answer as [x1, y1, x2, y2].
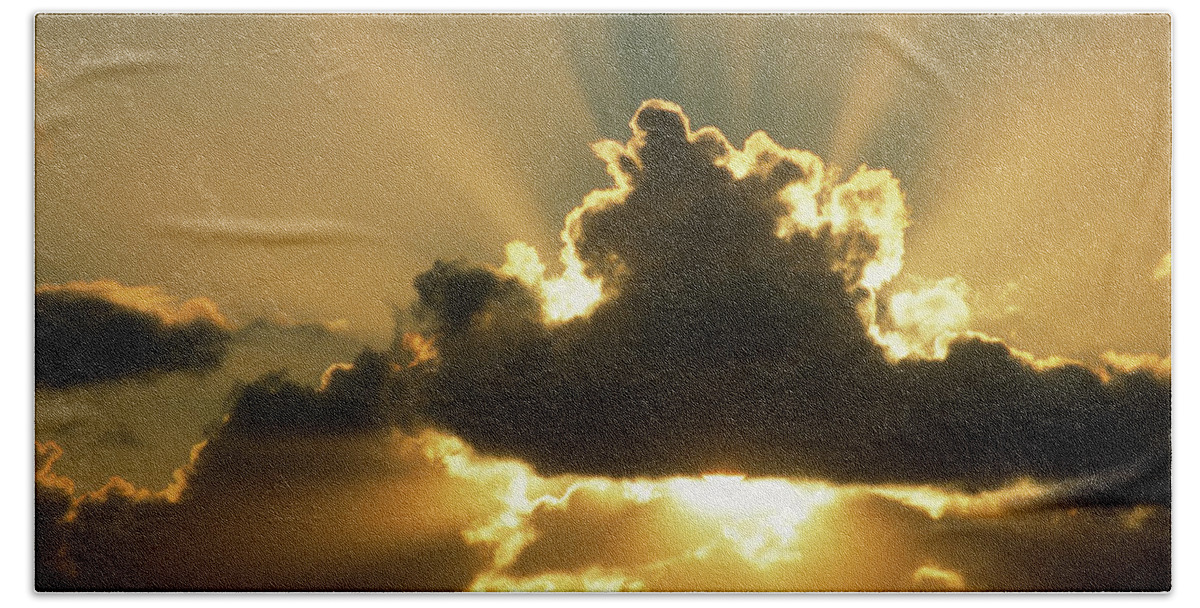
[664, 474, 838, 566]
[418, 432, 843, 573]
[333, 17, 607, 252]
[410, 429, 1069, 591]
[829, 19, 931, 167]
[905, 17, 1170, 363]
[406, 430, 1091, 591]
[471, 568, 645, 592]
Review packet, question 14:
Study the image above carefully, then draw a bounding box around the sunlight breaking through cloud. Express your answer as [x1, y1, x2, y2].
[406, 428, 1093, 591]
[499, 100, 974, 362]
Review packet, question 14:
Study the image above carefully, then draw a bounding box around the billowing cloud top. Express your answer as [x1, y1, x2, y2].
[409, 101, 1169, 495]
[35, 281, 232, 389]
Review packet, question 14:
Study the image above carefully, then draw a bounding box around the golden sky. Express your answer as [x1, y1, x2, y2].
[35, 14, 1170, 361]
[34, 14, 1171, 592]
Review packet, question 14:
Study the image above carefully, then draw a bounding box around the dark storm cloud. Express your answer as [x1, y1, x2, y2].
[408, 101, 1170, 497]
[413, 260, 541, 334]
[34, 307, 489, 592]
[35, 282, 232, 389]
[34, 341, 494, 590]
[34, 432, 490, 590]
[222, 350, 405, 437]
[171, 343, 427, 497]
[34, 310, 372, 495]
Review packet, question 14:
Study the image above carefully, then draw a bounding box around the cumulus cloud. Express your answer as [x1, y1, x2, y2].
[221, 350, 405, 436]
[35, 309, 373, 495]
[35, 429, 490, 590]
[405, 101, 1169, 495]
[35, 281, 232, 389]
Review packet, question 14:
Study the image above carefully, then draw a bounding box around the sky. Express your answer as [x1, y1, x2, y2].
[31, 13, 1172, 593]
[34, 13, 1170, 361]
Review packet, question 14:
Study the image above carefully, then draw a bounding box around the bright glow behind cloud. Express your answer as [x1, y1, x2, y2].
[500, 102, 972, 363]
[408, 428, 1077, 590]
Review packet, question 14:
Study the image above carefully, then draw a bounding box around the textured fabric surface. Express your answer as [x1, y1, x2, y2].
[34, 13, 1170, 592]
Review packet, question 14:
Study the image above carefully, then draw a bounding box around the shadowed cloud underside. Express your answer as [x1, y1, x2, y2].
[406, 101, 1169, 496]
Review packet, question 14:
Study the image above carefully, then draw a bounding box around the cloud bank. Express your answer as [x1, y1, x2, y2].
[406, 101, 1169, 494]
[33, 101, 1170, 591]
[35, 428, 1170, 591]
[35, 281, 232, 389]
